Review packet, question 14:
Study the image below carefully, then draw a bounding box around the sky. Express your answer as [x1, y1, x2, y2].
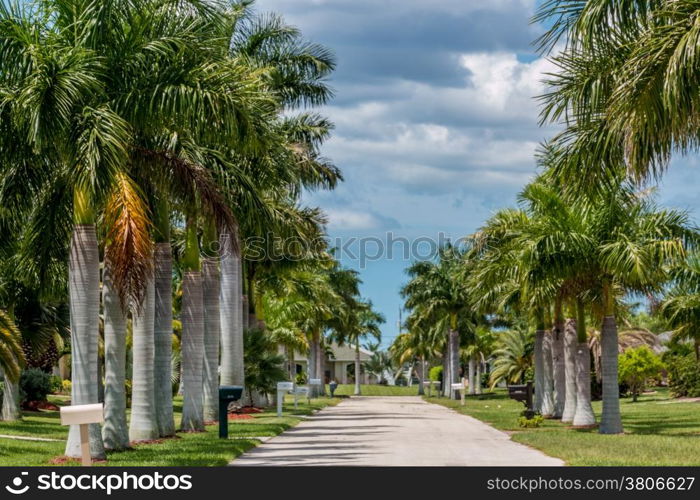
[259, 0, 700, 348]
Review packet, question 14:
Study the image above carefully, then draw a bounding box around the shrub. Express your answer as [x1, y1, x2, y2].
[665, 352, 700, 398]
[428, 365, 443, 382]
[618, 346, 664, 401]
[61, 379, 72, 394]
[19, 368, 52, 403]
[518, 414, 544, 428]
[49, 375, 62, 394]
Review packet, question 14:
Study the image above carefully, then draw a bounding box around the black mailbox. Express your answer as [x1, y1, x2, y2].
[507, 382, 534, 417]
[218, 386, 244, 439]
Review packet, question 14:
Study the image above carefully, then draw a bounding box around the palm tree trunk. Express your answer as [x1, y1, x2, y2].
[475, 359, 482, 394]
[561, 318, 578, 423]
[552, 318, 566, 418]
[102, 266, 129, 450]
[129, 276, 158, 442]
[202, 256, 221, 422]
[316, 337, 326, 396]
[1, 370, 20, 421]
[468, 357, 476, 395]
[573, 342, 596, 426]
[65, 223, 106, 459]
[541, 330, 554, 417]
[449, 327, 460, 400]
[154, 242, 175, 437]
[354, 341, 361, 395]
[219, 231, 245, 395]
[534, 329, 545, 413]
[417, 357, 425, 395]
[181, 270, 205, 431]
[600, 315, 623, 433]
[442, 343, 450, 397]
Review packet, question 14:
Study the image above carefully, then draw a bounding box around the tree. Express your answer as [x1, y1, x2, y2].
[402, 245, 471, 398]
[488, 327, 534, 388]
[618, 346, 664, 402]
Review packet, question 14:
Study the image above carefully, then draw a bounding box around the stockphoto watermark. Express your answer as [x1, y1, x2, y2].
[214, 232, 470, 268]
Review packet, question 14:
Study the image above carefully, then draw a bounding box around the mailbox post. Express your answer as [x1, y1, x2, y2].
[276, 381, 294, 417]
[218, 386, 243, 439]
[59, 403, 104, 466]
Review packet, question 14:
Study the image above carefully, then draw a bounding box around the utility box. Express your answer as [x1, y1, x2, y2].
[218, 386, 244, 439]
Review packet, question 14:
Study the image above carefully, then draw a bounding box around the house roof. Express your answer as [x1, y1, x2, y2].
[293, 341, 373, 362]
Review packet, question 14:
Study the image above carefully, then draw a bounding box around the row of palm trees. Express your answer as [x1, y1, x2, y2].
[0, 0, 380, 460]
[395, 0, 700, 435]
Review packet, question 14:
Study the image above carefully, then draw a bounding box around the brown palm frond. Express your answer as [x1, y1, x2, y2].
[104, 172, 154, 311]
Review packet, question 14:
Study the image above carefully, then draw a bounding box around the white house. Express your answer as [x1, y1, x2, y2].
[292, 342, 375, 384]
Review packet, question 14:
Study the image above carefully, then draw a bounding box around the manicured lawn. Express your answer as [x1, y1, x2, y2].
[0, 395, 340, 466]
[333, 384, 422, 396]
[426, 388, 700, 466]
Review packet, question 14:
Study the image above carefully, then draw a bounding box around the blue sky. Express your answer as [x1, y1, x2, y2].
[260, 0, 700, 348]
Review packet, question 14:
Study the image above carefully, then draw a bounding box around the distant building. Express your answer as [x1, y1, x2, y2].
[292, 342, 375, 384]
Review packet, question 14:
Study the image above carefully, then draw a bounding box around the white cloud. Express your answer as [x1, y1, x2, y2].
[325, 209, 399, 231]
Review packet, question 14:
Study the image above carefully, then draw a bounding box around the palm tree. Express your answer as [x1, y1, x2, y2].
[488, 327, 534, 388]
[402, 245, 471, 399]
[661, 253, 700, 359]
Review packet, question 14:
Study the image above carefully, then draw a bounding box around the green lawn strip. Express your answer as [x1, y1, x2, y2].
[425, 388, 700, 466]
[0, 395, 341, 466]
[333, 384, 421, 396]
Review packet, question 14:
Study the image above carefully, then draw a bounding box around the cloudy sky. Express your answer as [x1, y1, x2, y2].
[259, 0, 700, 347]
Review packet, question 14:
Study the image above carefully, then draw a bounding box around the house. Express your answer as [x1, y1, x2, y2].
[292, 342, 375, 384]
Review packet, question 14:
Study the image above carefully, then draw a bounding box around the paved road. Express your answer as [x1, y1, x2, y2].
[230, 396, 563, 466]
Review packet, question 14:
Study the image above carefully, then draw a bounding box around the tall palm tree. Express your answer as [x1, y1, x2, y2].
[402, 245, 471, 399]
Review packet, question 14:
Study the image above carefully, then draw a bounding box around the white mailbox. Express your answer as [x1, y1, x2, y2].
[277, 381, 294, 391]
[60, 403, 104, 466]
[60, 403, 104, 425]
[276, 381, 295, 417]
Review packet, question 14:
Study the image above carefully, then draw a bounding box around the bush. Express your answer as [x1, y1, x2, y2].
[61, 379, 72, 394]
[666, 352, 700, 398]
[428, 365, 443, 382]
[49, 375, 62, 394]
[618, 346, 665, 401]
[518, 413, 544, 428]
[19, 368, 52, 403]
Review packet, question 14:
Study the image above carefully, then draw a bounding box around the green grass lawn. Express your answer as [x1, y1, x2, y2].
[332, 384, 421, 396]
[426, 388, 700, 466]
[0, 394, 340, 466]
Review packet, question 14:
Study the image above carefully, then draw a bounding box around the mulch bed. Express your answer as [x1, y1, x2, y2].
[22, 400, 60, 411]
[234, 406, 264, 414]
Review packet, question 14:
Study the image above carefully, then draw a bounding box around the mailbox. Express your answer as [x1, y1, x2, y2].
[308, 378, 322, 398]
[60, 403, 104, 425]
[59, 403, 104, 466]
[277, 381, 294, 391]
[218, 386, 244, 439]
[507, 383, 534, 417]
[276, 381, 294, 417]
